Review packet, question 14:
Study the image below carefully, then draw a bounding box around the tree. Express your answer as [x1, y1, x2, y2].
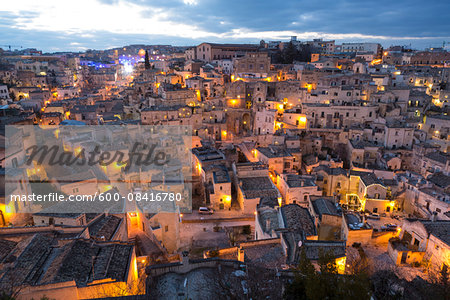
[282, 42, 298, 64]
[284, 249, 313, 300]
[144, 50, 150, 70]
[272, 43, 312, 64]
[284, 249, 371, 300]
[318, 248, 338, 274]
[298, 248, 315, 276]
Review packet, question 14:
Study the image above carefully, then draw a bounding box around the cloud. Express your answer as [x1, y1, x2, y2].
[0, 0, 449, 51]
[1, 0, 214, 38]
[222, 29, 449, 42]
[182, 0, 198, 5]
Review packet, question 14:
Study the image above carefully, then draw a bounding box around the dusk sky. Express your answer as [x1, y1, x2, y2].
[1, 0, 450, 52]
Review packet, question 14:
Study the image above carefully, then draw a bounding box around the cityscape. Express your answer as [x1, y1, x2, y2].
[0, 1, 450, 300]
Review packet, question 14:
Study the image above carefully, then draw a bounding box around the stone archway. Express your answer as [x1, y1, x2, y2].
[242, 113, 251, 132]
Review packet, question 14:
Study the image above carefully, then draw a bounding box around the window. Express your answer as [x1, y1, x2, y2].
[73, 188, 79, 193]
[165, 225, 169, 232]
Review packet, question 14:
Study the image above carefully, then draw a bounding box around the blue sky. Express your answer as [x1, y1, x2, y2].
[1, 0, 449, 52]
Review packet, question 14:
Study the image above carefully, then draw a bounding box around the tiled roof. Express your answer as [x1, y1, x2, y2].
[425, 151, 449, 165]
[284, 174, 316, 188]
[257, 146, 292, 158]
[421, 220, 450, 246]
[301, 240, 346, 260]
[88, 214, 122, 241]
[239, 176, 279, 199]
[310, 196, 341, 219]
[0, 239, 18, 262]
[192, 147, 225, 163]
[427, 172, 450, 188]
[0, 234, 53, 287]
[314, 165, 347, 176]
[281, 204, 316, 237]
[350, 140, 379, 149]
[0, 235, 134, 288]
[241, 240, 286, 269]
[360, 172, 384, 186]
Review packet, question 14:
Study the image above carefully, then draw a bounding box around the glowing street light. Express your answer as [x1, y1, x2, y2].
[123, 62, 133, 74]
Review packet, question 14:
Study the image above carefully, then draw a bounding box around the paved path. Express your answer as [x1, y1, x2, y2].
[182, 216, 254, 223]
[181, 211, 254, 223]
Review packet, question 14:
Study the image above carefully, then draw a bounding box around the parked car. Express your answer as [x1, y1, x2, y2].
[367, 213, 380, 220]
[392, 214, 404, 220]
[198, 207, 214, 215]
[381, 223, 398, 231]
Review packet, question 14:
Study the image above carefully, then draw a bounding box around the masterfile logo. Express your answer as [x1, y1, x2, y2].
[4, 125, 193, 214]
[26, 142, 171, 167]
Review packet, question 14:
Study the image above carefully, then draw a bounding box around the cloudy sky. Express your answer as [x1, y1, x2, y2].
[1, 0, 449, 52]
